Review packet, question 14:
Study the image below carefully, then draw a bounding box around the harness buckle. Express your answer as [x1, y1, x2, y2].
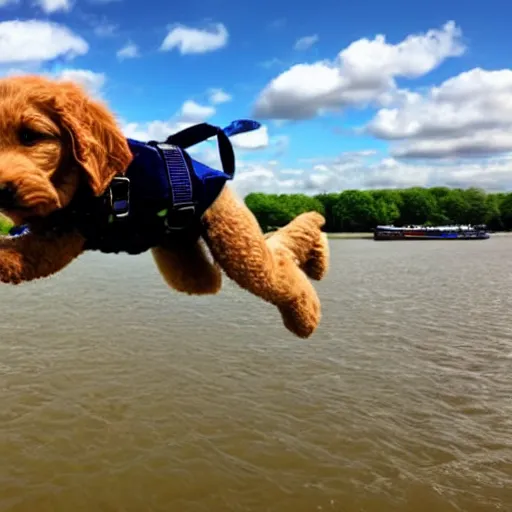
[108, 176, 130, 219]
[165, 204, 197, 231]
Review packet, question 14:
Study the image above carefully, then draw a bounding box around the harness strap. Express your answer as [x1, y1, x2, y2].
[160, 145, 193, 207]
[146, 122, 236, 230]
[154, 143, 196, 230]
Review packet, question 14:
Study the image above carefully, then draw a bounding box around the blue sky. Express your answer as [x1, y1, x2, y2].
[1, 0, 512, 196]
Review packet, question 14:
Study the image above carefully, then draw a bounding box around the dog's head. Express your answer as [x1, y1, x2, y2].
[0, 75, 133, 226]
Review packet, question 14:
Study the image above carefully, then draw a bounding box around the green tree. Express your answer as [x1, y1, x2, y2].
[377, 189, 404, 224]
[244, 193, 292, 231]
[438, 188, 467, 224]
[397, 188, 439, 225]
[461, 187, 489, 225]
[428, 186, 452, 202]
[245, 193, 325, 232]
[373, 197, 400, 225]
[484, 193, 503, 230]
[499, 192, 512, 230]
[315, 193, 341, 231]
[244, 187, 509, 233]
[281, 194, 325, 219]
[333, 190, 377, 231]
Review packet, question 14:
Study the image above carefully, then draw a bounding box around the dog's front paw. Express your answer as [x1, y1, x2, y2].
[278, 286, 321, 338]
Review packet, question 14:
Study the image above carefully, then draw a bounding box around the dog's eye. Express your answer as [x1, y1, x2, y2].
[18, 128, 47, 147]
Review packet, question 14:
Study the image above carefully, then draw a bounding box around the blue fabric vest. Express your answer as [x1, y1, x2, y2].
[34, 119, 261, 254]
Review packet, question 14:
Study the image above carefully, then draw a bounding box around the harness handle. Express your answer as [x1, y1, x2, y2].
[162, 119, 261, 178]
[164, 123, 234, 177]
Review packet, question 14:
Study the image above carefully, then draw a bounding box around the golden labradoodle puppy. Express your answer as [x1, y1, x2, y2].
[0, 75, 329, 338]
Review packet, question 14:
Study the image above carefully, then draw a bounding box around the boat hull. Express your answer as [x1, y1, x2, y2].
[373, 226, 490, 241]
[374, 233, 490, 241]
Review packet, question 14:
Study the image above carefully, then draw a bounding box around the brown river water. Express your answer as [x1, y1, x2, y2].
[1, 237, 512, 512]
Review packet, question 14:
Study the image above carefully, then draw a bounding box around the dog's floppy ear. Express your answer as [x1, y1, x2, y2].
[52, 81, 133, 196]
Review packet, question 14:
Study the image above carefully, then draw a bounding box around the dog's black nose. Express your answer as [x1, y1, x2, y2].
[0, 185, 17, 208]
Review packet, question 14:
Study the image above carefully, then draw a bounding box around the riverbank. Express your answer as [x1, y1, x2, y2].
[327, 232, 373, 239]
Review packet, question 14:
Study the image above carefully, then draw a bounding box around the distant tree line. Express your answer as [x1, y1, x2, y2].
[244, 187, 512, 232]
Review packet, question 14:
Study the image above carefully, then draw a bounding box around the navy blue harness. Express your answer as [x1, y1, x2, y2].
[40, 119, 261, 254]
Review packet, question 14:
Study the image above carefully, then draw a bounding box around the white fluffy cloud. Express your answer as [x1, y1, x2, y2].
[55, 68, 106, 97]
[294, 34, 318, 50]
[230, 125, 269, 150]
[231, 163, 302, 198]
[160, 23, 228, 54]
[122, 121, 175, 143]
[35, 0, 72, 13]
[180, 100, 216, 122]
[122, 98, 216, 142]
[254, 21, 464, 120]
[366, 68, 512, 159]
[122, 94, 225, 144]
[0, 20, 88, 64]
[208, 88, 232, 104]
[225, 152, 512, 198]
[117, 42, 139, 60]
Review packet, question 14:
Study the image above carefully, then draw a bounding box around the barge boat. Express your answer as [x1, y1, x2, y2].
[373, 224, 490, 241]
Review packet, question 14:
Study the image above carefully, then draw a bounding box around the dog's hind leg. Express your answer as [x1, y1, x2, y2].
[264, 212, 329, 281]
[202, 187, 329, 338]
[151, 239, 222, 295]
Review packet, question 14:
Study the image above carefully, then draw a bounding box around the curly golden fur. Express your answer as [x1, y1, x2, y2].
[0, 74, 329, 337]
